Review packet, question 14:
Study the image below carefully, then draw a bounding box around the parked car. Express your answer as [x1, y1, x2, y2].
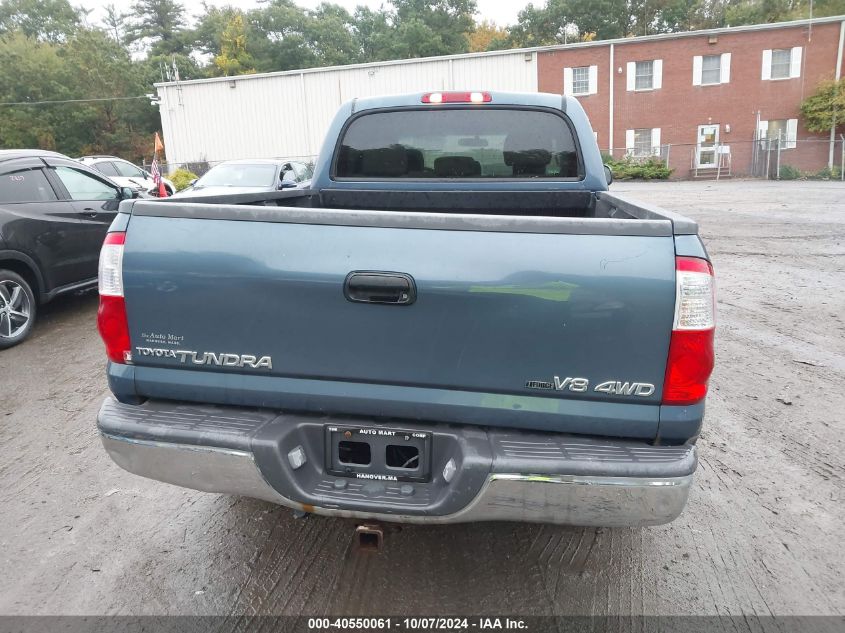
[96, 91, 715, 529]
[171, 159, 312, 197]
[0, 150, 136, 348]
[77, 155, 175, 196]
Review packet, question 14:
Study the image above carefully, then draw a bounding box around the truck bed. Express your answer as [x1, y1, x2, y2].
[160, 187, 699, 233]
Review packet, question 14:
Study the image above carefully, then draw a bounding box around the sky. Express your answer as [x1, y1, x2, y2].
[79, 0, 530, 28]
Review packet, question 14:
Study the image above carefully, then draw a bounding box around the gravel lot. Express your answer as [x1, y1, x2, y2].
[0, 180, 843, 617]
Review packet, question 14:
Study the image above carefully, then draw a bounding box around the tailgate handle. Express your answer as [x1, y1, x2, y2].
[344, 272, 416, 305]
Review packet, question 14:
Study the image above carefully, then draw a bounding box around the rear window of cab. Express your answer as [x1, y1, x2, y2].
[335, 108, 580, 180]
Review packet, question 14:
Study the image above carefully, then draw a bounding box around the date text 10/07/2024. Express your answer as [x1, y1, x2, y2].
[307, 618, 528, 630]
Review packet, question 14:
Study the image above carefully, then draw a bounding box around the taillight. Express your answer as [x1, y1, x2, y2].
[662, 256, 715, 405]
[421, 91, 492, 104]
[97, 232, 131, 364]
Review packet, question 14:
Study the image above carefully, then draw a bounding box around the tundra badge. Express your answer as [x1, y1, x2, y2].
[134, 347, 273, 370]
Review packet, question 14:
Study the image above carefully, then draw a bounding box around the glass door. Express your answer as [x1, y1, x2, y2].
[697, 124, 719, 168]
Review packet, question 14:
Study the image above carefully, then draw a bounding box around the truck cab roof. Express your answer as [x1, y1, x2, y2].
[349, 91, 570, 113]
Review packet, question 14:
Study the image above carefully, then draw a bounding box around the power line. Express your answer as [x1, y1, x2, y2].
[0, 95, 152, 107]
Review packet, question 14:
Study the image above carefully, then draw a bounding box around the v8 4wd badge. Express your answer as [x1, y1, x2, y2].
[525, 376, 655, 397]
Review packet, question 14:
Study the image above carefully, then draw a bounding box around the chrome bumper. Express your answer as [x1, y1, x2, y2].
[101, 432, 692, 527]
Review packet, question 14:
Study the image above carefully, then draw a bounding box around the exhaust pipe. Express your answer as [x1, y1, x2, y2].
[355, 523, 384, 552]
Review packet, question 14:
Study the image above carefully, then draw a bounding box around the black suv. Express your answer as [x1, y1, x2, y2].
[0, 150, 135, 349]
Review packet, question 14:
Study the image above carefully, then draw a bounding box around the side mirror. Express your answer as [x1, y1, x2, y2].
[603, 164, 614, 186]
[119, 186, 136, 200]
[278, 181, 297, 190]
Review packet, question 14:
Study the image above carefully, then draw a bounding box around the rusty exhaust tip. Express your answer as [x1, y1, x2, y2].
[355, 524, 384, 552]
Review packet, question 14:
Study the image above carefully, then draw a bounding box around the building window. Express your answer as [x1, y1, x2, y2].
[763, 47, 801, 80]
[625, 128, 661, 157]
[572, 67, 590, 95]
[701, 55, 721, 85]
[770, 49, 792, 79]
[761, 119, 798, 149]
[633, 129, 653, 156]
[627, 60, 662, 91]
[564, 65, 597, 97]
[694, 53, 730, 86]
[635, 61, 654, 90]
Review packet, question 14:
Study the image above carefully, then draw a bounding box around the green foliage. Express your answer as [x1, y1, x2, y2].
[391, 0, 476, 57]
[233, 0, 478, 72]
[806, 165, 842, 180]
[778, 164, 800, 180]
[126, 0, 189, 56]
[725, 0, 845, 26]
[102, 3, 129, 47]
[169, 168, 199, 191]
[508, 0, 732, 46]
[0, 0, 81, 42]
[0, 28, 159, 158]
[605, 155, 673, 180]
[213, 13, 255, 76]
[800, 79, 845, 133]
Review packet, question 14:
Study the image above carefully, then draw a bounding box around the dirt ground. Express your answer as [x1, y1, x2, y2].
[0, 180, 843, 617]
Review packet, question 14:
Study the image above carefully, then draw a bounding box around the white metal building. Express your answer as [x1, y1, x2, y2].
[154, 50, 539, 167]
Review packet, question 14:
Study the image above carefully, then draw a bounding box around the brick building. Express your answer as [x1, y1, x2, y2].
[157, 16, 845, 179]
[537, 16, 845, 177]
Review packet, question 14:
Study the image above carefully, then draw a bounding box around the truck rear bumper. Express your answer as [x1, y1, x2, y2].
[97, 397, 696, 527]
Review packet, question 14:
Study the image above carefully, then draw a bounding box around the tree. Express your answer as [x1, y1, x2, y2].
[800, 79, 845, 133]
[251, 0, 319, 70]
[0, 33, 70, 149]
[102, 3, 129, 47]
[507, 0, 739, 45]
[507, 0, 621, 46]
[0, 0, 82, 42]
[351, 7, 393, 61]
[656, 0, 728, 32]
[213, 13, 256, 76]
[0, 29, 159, 158]
[725, 0, 800, 25]
[392, 0, 477, 57]
[725, 0, 845, 25]
[194, 4, 238, 56]
[302, 3, 361, 67]
[126, 0, 188, 56]
[61, 29, 160, 158]
[814, 0, 845, 17]
[467, 19, 508, 52]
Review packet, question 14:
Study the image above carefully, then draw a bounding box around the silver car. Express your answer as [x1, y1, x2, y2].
[171, 159, 312, 198]
[77, 156, 175, 196]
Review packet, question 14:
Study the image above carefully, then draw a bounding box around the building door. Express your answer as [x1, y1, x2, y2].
[696, 124, 720, 168]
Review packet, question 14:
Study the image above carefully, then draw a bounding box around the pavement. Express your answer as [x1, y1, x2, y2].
[0, 180, 843, 616]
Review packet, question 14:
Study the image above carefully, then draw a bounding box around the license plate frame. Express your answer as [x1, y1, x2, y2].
[324, 425, 432, 483]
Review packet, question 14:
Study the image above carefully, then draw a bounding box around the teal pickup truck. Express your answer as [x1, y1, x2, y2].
[95, 91, 715, 527]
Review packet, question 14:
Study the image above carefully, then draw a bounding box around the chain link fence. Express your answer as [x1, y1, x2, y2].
[603, 136, 845, 181]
